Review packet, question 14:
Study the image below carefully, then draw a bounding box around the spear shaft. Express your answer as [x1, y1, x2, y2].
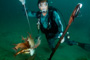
[49, 3, 82, 60]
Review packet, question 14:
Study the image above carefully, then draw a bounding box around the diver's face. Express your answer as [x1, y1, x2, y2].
[38, 2, 48, 13]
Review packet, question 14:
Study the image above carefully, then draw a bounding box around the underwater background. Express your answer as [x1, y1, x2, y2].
[0, 0, 90, 60]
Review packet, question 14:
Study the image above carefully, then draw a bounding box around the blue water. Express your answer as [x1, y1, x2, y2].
[0, 0, 90, 60]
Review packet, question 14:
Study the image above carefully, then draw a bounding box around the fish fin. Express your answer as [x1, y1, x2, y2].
[22, 36, 26, 40]
[34, 39, 41, 48]
[12, 48, 17, 52]
[14, 49, 24, 56]
[27, 32, 33, 39]
[22, 36, 28, 41]
[14, 49, 29, 56]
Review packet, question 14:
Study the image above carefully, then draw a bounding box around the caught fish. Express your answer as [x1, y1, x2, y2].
[13, 37, 30, 51]
[13, 32, 41, 56]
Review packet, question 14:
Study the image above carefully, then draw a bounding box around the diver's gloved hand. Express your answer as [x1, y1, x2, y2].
[61, 37, 65, 43]
[58, 32, 65, 43]
[19, 0, 26, 5]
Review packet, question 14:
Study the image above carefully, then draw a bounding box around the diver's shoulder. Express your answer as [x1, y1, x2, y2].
[53, 10, 59, 16]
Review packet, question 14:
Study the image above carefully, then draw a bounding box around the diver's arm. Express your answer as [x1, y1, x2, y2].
[19, 0, 37, 17]
[54, 11, 65, 43]
[22, 6, 37, 17]
[53, 11, 63, 33]
[28, 11, 37, 17]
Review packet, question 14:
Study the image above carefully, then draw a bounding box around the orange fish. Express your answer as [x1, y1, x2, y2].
[13, 32, 41, 56]
[13, 37, 30, 51]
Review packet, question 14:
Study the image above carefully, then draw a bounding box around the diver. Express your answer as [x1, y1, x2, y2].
[19, 0, 90, 51]
[19, 0, 64, 50]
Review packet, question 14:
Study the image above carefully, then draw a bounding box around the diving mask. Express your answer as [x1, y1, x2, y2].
[39, 2, 48, 7]
[39, 2, 48, 13]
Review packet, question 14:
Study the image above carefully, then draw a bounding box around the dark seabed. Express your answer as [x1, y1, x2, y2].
[0, 0, 90, 60]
